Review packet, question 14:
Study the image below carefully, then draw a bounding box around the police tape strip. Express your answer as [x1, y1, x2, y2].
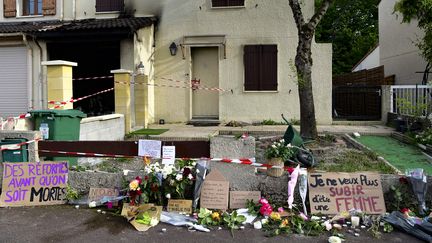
[0, 139, 41, 151]
[73, 75, 114, 81]
[48, 87, 114, 109]
[115, 81, 232, 93]
[32, 149, 291, 170]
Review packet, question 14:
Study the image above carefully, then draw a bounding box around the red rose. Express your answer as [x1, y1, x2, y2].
[183, 167, 191, 177]
[144, 175, 149, 181]
[287, 167, 294, 174]
[401, 208, 410, 214]
[135, 176, 142, 184]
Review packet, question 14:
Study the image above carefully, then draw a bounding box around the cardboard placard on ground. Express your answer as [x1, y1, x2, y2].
[88, 187, 119, 206]
[0, 161, 69, 207]
[308, 172, 386, 215]
[200, 168, 229, 210]
[229, 191, 261, 209]
[167, 199, 192, 214]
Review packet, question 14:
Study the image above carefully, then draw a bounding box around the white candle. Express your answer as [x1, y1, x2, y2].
[351, 216, 360, 227]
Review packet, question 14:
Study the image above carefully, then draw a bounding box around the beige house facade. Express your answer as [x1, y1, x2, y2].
[0, 0, 332, 126]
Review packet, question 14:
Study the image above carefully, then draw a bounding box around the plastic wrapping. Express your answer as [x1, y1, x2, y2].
[192, 159, 211, 209]
[383, 211, 432, 242]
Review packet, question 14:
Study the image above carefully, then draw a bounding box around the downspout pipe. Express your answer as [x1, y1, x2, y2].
[21, 33, 34, 110]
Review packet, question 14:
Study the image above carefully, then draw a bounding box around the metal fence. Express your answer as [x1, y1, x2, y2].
[390, 85, 432, 116]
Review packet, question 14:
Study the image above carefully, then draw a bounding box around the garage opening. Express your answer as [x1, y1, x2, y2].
[47, 41, 120, 116]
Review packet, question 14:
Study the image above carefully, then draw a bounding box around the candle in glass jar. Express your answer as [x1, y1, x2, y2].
[351, 216, 360, 227]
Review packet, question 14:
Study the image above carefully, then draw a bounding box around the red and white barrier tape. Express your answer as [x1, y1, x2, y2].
[73, 75, 113, 81]
[0, 138, 40, 151]
[33, 148, 291, 170]
[115, 81, 232, 93]
[48, 87, 114, 109]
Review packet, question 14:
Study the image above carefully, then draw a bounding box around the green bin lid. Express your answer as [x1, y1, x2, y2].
[29, 109, 87, 118]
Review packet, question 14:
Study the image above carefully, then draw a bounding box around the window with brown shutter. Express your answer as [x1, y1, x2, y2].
[96, 0, 124, 12]
[212, 0, 245, 7]
[244, 45, 278, 91]
[4, 0, 16, 17]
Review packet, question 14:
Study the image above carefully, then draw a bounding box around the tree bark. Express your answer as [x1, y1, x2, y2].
[288, 0, 333, 139]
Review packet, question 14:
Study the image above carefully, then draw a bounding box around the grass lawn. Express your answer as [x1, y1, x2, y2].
[129, 128, 169, 136]
[315, 149, 396, 174]
[356, 136, 432, 174]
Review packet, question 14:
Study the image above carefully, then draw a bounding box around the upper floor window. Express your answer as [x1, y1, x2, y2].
[23, 0, 42, 16]
[211, 0, 245, 8]
[3, 0, 56, 18]
[96, 0, 124, 12]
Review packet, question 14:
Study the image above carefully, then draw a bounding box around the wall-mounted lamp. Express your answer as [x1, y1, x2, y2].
[169, 42, 177, 56]
[136, 61, 145, 75]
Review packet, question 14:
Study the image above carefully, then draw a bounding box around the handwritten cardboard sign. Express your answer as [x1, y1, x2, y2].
[89, 187, 119, 205]
[138, 139, 162, 158]
[308, 172, 386, 214]
[167, 199, 192, 214]
[229, 191, 261, 209]
[162, 146, 175, 166]
[0, 161, 68, 207]
[200, 168, 229, 210]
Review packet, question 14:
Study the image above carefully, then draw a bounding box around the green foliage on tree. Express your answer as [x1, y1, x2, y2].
[315, 0, 380, 75]
[394, 0, 432, 67]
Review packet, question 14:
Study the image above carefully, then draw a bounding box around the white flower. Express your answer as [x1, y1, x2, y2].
[287, 143, 292, 148]
[89, 201, 97, 208]
[280, 139, 284, 143]
[271, 144, 277, 148]
[176, 174, 183, 181]
[188, 174, 193, 180]
[166, 193, 171, 199]
[328, 236, 341, 243]
[150, 218, 158, 226]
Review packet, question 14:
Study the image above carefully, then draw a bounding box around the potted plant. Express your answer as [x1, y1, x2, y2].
[264, 139, 295, 177]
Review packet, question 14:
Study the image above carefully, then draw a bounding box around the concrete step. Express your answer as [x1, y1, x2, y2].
[187, 119, 220, 126]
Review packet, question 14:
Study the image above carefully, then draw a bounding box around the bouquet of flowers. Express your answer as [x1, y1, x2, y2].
[163, 159, 197, 200]
[128, 176, 143, 205]
[265, 139, 295, 162]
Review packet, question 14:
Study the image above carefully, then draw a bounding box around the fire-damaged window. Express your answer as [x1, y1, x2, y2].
[96, 0, 124, 12]
[244, 45, 278, 91]
[48, 41, 119, 116]
[211, 0, 245, 7]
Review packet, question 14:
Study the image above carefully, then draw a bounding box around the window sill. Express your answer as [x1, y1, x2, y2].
[16, 15, 44, 19]
[95, 11, 121, 14]
[211, 6, 245, 9]
[243, 90, 279, 93]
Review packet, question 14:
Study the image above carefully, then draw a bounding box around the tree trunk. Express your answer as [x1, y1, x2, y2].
[288, 0, 333, 140]
[295, 34, 318, 139]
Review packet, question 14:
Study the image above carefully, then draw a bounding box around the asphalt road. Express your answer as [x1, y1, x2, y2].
[0, 205, 423, 243]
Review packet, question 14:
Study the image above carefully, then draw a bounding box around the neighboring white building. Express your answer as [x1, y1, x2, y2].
[354, 0, 427, 85]
[0, 0, 333, 125]
[352, 45, 380, 72]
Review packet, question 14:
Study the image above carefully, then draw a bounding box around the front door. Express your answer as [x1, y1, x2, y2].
[191, 47, 219, 119]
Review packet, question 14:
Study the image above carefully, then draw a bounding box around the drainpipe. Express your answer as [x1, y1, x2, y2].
[22, 34, 34, 110]
[34, 37, 45, 109]
[73, 0, 76, 20]
[60, 0, 64, 20]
